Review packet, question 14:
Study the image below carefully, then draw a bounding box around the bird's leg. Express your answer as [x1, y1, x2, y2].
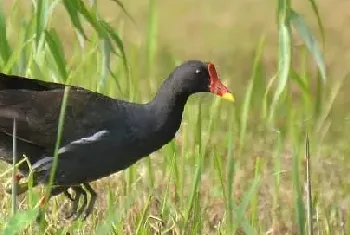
[65, 187, 81, 219]
[65, 186, 87, 220]
[82, 183, 97, 220]
[64, 189, 74, 201]
[73, 186, 88, 220]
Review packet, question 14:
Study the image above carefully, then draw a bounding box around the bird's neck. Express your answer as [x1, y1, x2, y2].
[147, 78, 189, 133]
[121, 79, 190, 159]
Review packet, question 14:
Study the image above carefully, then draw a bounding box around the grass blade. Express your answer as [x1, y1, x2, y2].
[250, 157, 262, 229]
[239, 36, 265, 153]
[135, 195, 153, 235]
[184, 103, 203, 230]
[100, 21, 128, 73]
[292, 147, 306, 235]
[270, 21, 291, 122]
[269, 0, 291, 125]
[145, 0, 158, 92]
[307, 0, 325, 46]
[2, 208, 39, 235]
[11, 118, 18, 215]
[73, 1, 105, 37]
[3, 30, 34, 74]
[316, 72, 348, 134]
[0, 1, 11, 64]
[234, 175, 260, 234]
[272, 132, 282, 223]
[97, 39, 111, 91]
[45, 28, 68, 80]
[110, 0, 135, 24]
[262, 73, 277, 119]
[62, 0, 88, 39]
[305, 135, 313, 235]
[226, 108, 235, 234]
[35, 0, 48, 48]
[290, 9, 326, 82]
[41, 85, 71, 226]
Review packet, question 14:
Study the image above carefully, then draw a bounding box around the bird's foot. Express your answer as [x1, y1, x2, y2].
[81, 183, 97, 221]
[65, 186, 88, 221]
[66, 207, 85, 221]
[63, 190, 77, 220]
[65, 210, 77, 220]
[68, 204, 89, 221]
[82, 208, 93, 221]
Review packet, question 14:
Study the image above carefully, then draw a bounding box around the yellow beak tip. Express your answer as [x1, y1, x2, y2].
[221, 92, 235, 102]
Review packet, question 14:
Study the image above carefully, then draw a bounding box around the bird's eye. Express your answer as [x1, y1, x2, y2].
[195, 69, 201, 74]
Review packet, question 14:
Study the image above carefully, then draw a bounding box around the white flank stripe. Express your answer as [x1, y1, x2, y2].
[58, 130, 109, 154]
[32, 157, 53, 170]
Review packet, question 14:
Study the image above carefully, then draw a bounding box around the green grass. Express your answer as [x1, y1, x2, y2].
[0, 0, 349, 234]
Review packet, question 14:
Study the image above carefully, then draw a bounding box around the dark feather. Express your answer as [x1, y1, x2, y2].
[0, 77, 128, 150]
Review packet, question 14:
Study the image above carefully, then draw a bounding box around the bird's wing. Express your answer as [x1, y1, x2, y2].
[0, 73, 123, 150]
[31, 129, 133, 185]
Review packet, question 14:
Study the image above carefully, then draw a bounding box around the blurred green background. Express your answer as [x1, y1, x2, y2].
[0, 0, 349, 234]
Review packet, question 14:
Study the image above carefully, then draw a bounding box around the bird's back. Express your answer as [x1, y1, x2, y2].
[0, 73, 70, 91]
[0, 73, 130, 167]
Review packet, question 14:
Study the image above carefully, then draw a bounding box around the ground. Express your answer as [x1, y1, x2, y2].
[0, 0, 350, 234]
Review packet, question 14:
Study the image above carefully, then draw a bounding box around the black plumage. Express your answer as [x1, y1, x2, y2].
[0, 60, 234, 220]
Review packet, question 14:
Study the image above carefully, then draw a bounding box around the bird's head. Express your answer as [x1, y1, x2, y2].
[171, 60, 234, 102]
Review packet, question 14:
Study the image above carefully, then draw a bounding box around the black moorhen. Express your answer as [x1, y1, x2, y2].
[0, 60, 234, 220]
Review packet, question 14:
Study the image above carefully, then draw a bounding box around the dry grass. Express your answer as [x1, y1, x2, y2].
[1, 0, 350, 234]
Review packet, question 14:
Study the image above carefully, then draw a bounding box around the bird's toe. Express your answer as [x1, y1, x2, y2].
[65, 211, 77, 220]
[82, 209, 93, 221]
